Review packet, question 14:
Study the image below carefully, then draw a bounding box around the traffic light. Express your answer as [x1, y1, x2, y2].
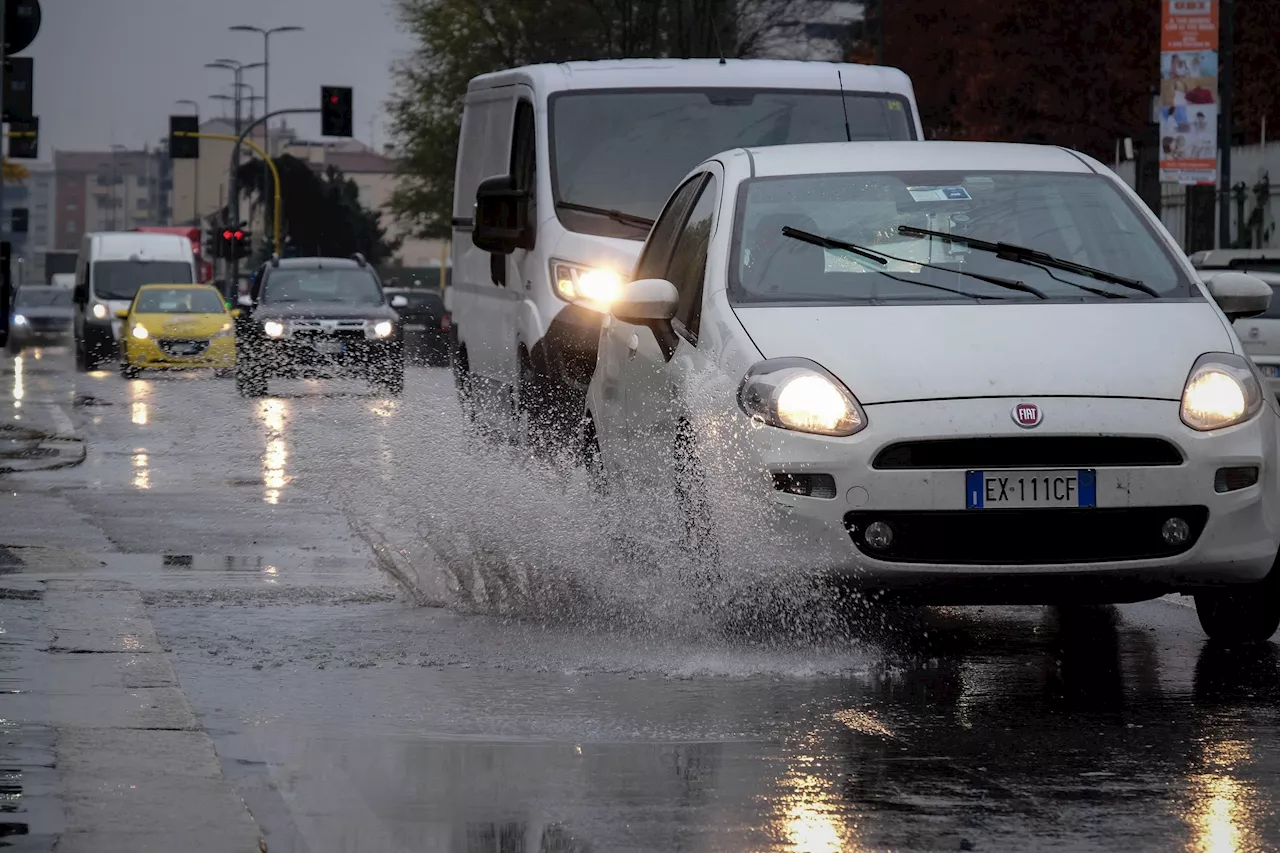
[233, 228, 252, 260]
[8, 116, 37, 159]
[4, 57, 33, 123]
[205, 226, 223, 260]
[320, 86, 352, 137]
[169, 115, 199, 159]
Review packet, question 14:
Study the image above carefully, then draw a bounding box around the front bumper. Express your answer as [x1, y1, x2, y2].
[124, 335, 235, 369]
[244, 336, 401, 374]
[744, 396, 1280, 596]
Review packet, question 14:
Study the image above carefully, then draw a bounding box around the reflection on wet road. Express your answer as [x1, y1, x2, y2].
[3, 347, 1280, 852]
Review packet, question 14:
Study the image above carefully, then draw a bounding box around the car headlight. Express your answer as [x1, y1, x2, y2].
[212, 322, 234, 338]
[263, 320, 285, 339]
[12, 314, 26, 326]
[1180, 353, 1263, 431]
[92, 302, 109, 320]
[131, 324, 149, 340]
[550, 260, 623, 308]
[737, 359, 866, 437]
[371, 320, 393, 339]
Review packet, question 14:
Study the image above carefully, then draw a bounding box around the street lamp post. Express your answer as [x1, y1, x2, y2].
[109, 144, 127, 231]
[229, 25, 303, 153]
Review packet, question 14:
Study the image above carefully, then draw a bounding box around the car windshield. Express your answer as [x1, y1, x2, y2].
[92, 261, 194, 300]
[551, 89, 914, 238]
[135, 288, 225, 314]
[263, 268, 383, 304]
[15, 288, 71, 307]
[731, 170, 1195, 304]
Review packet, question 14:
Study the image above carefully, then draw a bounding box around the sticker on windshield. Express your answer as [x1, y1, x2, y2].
[908, 186, 973, 202]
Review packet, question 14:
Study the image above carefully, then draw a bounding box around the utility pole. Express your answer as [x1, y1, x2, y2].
[229, 25, 304, 155]
[1218, 0, 1234, 248]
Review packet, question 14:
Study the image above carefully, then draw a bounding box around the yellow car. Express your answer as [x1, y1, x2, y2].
[117, 284, 236, 378]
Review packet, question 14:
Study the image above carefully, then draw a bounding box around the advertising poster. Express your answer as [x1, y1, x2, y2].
[1159, 0, 1219, 184]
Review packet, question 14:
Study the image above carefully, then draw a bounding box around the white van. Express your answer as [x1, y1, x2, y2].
[73, 232, 197, 370]
[449, 59, 923, 440]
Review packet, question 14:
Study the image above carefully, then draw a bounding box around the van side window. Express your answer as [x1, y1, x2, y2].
[633, 176, 703, 282]
[665, 176, 717, 343]
[511, 100, 536, 220]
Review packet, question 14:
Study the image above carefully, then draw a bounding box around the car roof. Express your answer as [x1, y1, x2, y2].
[468, 59, 915, 100]
[136, 283, 220, 291]
[724, 140, 1098, 178]
[1188, 248, 1280, 267]
[267, 257, 366, 270]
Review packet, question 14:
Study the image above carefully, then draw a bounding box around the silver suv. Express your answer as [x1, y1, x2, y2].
[1190, 249, 1280, 398]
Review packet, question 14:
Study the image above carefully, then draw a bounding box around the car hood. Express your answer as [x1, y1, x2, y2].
[732, 301, 1233, 404]
[131, 312, 230, 338]
[255, 302, 395, 321]
[15, 307, 72, 320]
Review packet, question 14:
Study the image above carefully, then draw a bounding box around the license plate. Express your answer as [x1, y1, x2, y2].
[171, 343, 200, 355]
[404, 323, 426, 331]
[966, 469, 1096, 509]
[313, 341, 345, 355]
[1259, 365, 1279, 378]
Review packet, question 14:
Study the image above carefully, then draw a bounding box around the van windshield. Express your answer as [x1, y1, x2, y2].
[92, 261, 194, 300]
[550, 88, 914, 239]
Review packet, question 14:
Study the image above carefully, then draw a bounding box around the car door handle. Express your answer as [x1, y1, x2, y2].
[627, 333, 639, 360]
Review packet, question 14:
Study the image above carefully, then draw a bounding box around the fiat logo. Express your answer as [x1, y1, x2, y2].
[1012, 403, 1042, 428]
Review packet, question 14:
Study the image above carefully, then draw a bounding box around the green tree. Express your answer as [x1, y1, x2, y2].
[387, 0, 802, 239]
[236, 155, 400, 265]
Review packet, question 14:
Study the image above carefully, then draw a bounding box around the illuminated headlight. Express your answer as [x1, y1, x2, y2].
[12, 314, 26, 326]
[212, 322, 233, 338]
[263, 321, 285, 339]
[550, 260, 623, 308]
[131, 324, 149, 340]
[1180, 353, 1263, 431]
[738, 359, 866, 437]
[91, 302, 109, 320]
[371, 320, 394, 339]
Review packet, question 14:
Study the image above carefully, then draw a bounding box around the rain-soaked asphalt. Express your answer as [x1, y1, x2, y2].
[3, 344, 1280, 852]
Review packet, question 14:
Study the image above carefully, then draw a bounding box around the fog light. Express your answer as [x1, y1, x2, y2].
[1161, 517, 1190, 546]
[864, 521, 894, 551]
[1214, 466, 1260, 493]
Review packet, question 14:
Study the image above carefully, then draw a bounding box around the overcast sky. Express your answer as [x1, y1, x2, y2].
[29, 0, 416, 156]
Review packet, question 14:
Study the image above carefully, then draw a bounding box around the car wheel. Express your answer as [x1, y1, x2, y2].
[119, 363, 141, 380]
[236, 357, 267, 397]
[5, 336, 19, 355]
[74, 337, 90, 372]
[1195, 570, 1280, 644]
[452, 344, 476, 422]
[582, 416, 606, 494]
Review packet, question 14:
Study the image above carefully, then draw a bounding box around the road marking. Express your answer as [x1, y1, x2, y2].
[46, 404, 75, 438]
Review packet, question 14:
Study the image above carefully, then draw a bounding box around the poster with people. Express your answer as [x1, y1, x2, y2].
[1160, 0, 1218, 184]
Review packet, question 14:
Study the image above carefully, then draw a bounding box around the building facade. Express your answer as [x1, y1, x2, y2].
[52, 148, 170, 251]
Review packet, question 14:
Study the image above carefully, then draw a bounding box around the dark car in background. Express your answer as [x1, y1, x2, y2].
[8, 285, 74, 352]
[383, 286, 451, 366]
[235, 256, 407, 397]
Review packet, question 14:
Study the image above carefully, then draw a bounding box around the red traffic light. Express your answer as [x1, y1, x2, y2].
[234, 230, 244, 239]
[329, 95, 340, 104]
[222, 229, 233, 239]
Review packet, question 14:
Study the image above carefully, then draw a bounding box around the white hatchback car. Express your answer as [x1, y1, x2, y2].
[585, 140, 1280, 642]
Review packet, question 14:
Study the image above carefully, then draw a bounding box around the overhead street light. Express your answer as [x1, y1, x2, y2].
[229, 25, 303, 153]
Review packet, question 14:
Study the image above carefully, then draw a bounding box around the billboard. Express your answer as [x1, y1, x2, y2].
[1159, 0, 1219, 185]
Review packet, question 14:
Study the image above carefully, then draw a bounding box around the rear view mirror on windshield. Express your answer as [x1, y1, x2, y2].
[1204, 272, 1272, 321]
[390, 294, 409, 308]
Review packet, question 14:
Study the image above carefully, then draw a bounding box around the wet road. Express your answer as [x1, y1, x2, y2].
[3, 345, 1280, 852]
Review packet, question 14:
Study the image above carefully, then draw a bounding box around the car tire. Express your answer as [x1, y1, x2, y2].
[74, 337, 90, 372]
[119, 363, 141, 380]
[5, 336, 19, 355]
[582, 416, 606, 495]
[452, 343, 476, 423]
[1195, 569, 1280, 644]
[236, 357, 267, 398]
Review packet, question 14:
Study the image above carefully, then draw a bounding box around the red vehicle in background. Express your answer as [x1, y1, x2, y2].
[132, 226, 213, 282]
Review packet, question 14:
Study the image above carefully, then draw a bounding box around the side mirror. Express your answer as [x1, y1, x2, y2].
[390, 294, 409, 308]
[1204, 272, 1273, 321]
[472, 174, 533, 255]
[236, 294, 253, 308]
[114, 309, 130, 320]
[611, 278, 679, 325]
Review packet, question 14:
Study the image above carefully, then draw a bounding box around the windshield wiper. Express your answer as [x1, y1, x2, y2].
[782, 227, 1047, 300]
[556, 201, 655, 229]
[897, 226, 1161, 298]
